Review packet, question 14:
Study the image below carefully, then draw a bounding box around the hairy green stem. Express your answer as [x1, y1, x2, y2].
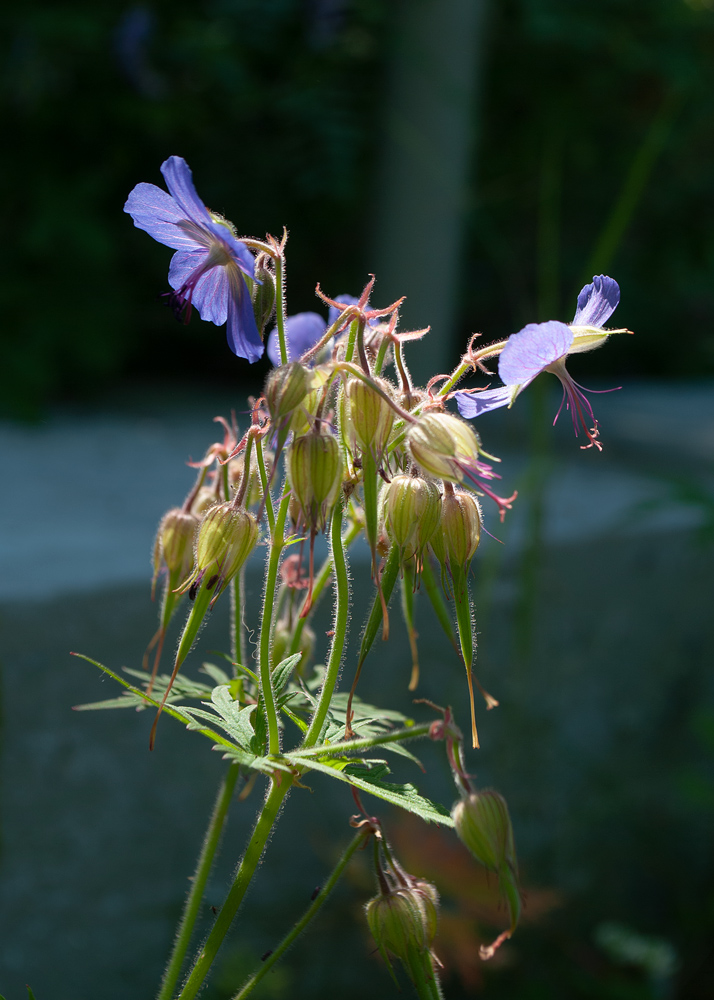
[274, 253, 288, 365]
[288, 516, 362, 657]
[177, 776, 292, 1000]
[289, 721, 431, 760]
[231, 828, 368, 999]
[435, 340, 508, 398]
[259, 491, 291, 755]
[303, 499, 349, 748]
[255, 434, 275, 533]
[157, 762, 241, 1000]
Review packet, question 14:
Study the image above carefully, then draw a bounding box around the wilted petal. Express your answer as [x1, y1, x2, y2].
[267, 312, 327, 366]
[226, 270, 264, 362]
[124, 183, 206, 251]
[499, 321, 574, 387]
[160, 156, 212, 226]
[455, 386, 514, 419]
[572, 275, 620, 328]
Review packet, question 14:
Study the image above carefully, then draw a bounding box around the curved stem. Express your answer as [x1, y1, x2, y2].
[259, 491, 291, 755]
[333, 362, 415, 423]
[288, 721, 431, 759]
[231, 828, 368, 999]
[435, 340, 508, 398]
[177, 776, 292, 1000]
[302, 499, 349, 748]
[157, 762, 241, 1000]
[255, 434, 275, 533]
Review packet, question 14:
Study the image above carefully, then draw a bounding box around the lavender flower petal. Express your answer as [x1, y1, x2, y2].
[454, 386, 513, 419]
[499, 321, 574, 386]
[160, 156, 212, 226]
[572, 275, 620, 327]
[124, 183, 206, 251]
[267, 312, 327, 366]
[226, 272, 264, 362]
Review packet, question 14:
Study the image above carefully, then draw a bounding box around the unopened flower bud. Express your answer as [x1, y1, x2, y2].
[288, 430, 343, 532]
[366, 886, 435, 964]
[289, 365, 330, 439]
[406, 412, 482, 484]
[345, 376, 395, 461]
[452, 789, 518, 878]
[441, 488, 482, 569]
[251, 255, 276, 335]
[265, 362, 311, 424]
[154, 508, 198, 581]
[182, 501, 259, 605]
[190, 486, 216, 517]
[381, 474, 441, 562]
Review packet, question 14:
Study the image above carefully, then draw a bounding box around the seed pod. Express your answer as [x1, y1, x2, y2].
[366, 887, 433, 962]
[287, 430, 343, 533]
[406, 412, 482, 483]
[288, 365, 331, 439]
[183, 501, 259, 605]
[345, 376, 395, 463]
[381, 474, 441, 563]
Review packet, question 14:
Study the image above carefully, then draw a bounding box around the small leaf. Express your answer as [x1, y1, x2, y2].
[272, 653, 302, 695]
[200, 662, 233, 686]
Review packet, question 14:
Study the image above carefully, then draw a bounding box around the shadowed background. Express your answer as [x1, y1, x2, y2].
[1, 2, 713, 999]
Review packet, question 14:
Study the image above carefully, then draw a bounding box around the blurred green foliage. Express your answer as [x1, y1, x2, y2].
[2, 0, 713, 417]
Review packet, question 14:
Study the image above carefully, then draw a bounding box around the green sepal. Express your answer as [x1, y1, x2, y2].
[175, 584, 214, 673]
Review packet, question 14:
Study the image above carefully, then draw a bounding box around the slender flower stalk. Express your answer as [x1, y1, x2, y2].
[231, 828, 370, 1000]
[157, 763, 241, 1000]
[259, 490, 291, 756]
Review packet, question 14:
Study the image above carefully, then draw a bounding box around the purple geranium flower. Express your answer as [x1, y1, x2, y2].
[124, 156, 263, 363]
[455, 275, 628, 450]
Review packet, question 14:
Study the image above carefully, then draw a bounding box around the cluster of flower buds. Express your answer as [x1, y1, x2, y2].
[365, 844, 441, 991]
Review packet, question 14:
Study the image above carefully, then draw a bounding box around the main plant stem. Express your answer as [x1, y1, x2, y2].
[157, 763, 241, 1000]
[177, 776, 292, 1000]
[231, 828, 368, 999]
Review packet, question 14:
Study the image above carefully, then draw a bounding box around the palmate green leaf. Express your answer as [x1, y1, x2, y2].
[284, 753, 453, 827]
[74, 665, 215, 712]
[72, 655, 289, 776]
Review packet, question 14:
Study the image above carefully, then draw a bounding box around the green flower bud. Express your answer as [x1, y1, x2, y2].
[381, 474, 441, 562]
[190, 486, 216, 517]
[345, 376, 395, 461]
[288, 365, 330, 439]
[229, 450, 273, 507]
[288, 430, 343, 532]
[265, 362, 311, 424]
[441, 488, 482, 569]
[452, 789, 517, 875]
[251, 255, 276, 335]
[182, 501, 259, 606]
[365, 887, 434, 964]
[154, 508, 198, 581]
[406, 412, 482, 483]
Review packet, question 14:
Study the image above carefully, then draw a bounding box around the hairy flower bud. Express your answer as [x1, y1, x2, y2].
[441, 488, 482, 569]
[406, 412, 482, 483]
[288, 430, 343, 532]
[251, 255, 276, 335]
[381, 474, 441, 562]
[366, 887, 435, 963]
[452, 790, 517, 875]
[345, 376, 395, 461]
[265, 362, 311, 424]
[154, 508, 198, 582]
[181, 501, 259, 606]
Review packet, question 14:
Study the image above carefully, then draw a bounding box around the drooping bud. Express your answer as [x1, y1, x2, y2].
[452, 789, 521, 956]
[366, 878, 441, 989]
[441, 487, 482, 570]
[181, 501, 259, 606]
[251, 254, 276, 335]
[345, 376, 395, 463]
[287, 430, 343, 534]
[289, 365, 331, 439]
[382, 474, 441, 564]
[154, 508, 198, 583]
[406, 411, 482, 484]
[264, 362, 311, 426]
